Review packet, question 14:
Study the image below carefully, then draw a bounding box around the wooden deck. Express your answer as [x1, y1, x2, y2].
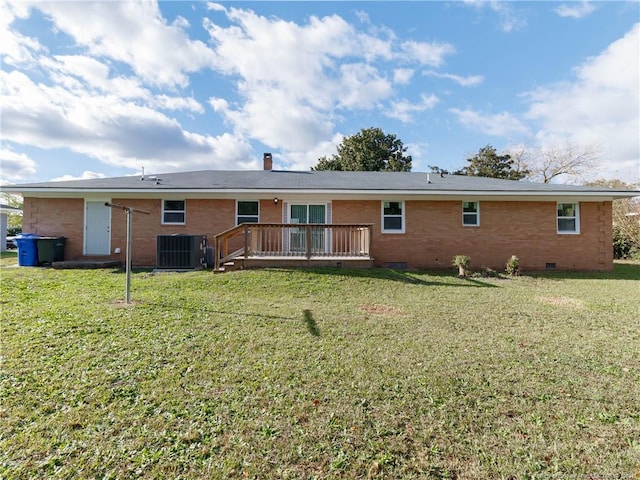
[232, 255, 374, 271]
[214, 223, 373, 272]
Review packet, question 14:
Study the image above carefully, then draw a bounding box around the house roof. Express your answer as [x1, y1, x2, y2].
[2, 170, 639, 200]
[0, 204, 22, 215]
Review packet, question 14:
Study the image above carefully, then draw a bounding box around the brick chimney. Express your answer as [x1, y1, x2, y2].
[263, 152, 273, 171]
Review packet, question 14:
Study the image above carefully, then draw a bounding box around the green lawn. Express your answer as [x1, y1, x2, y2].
[1, 254, 639, 479]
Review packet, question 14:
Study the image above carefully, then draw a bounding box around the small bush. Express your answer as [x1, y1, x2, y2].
[480, 266, 498, 278]
[505, 255, 520, 276]
[452, 255, 470, 277]
[613, 226, 640, 259]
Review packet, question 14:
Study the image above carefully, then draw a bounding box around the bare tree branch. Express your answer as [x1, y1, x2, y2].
[523, 142, 601, 184]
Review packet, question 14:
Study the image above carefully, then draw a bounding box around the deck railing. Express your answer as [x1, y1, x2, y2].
[214, 223, 372, 270]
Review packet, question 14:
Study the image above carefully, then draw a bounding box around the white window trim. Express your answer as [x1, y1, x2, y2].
[381, 200, 405, 234]
[236, 200, 260, 225]
[162, 199, 186, 225]
[557, 202, 580, 234]
[462, 201, 480, 227]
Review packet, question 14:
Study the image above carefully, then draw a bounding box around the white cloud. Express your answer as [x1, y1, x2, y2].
[0, 1, 44, 66]
[555, 2, 596, 19]
[387, 94, 439, 123]
[280, 132, 346, 171]
[450, 108, 530, 137]
[153, 95, 204, 114]
[0, 147, 37, 184]
[206, 3, 227, 13]
[212, 86, 334, 152]
[393, 68, 414, 85]
[462, 0, 526, 32]
[337, 63, 393, 109]
[524, 23, 640, 181]
[424, 70, 484, 87]
[0, 67, 251, 173]
[51, 171, 106, 182]
[34, 1, 216, 88]
[400, 40, 455, 67]
[1, 1, 480, 177]
[201, 6, 456, 167]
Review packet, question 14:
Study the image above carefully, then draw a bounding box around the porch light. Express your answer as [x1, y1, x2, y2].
[274, 197, 279, 205]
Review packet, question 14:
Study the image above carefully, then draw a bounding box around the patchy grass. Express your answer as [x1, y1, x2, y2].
[0, 251, 18, 267]
[1, 260, 639, 479]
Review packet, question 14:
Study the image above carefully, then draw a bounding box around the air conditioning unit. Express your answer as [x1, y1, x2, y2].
[157, 235, 208, 269]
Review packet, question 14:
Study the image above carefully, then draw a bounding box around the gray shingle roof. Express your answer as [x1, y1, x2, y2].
[3, 170, 639, 198]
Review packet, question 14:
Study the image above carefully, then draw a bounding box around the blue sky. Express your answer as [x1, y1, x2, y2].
[1, 1, 639, 185]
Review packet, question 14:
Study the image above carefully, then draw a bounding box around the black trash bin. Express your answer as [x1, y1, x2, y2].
[36, 237, 66, 265]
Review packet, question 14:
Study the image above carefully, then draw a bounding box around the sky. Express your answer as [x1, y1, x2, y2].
[1, 0, 639, 186]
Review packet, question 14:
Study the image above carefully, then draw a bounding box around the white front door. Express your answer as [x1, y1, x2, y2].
[85, 201, 111, 255]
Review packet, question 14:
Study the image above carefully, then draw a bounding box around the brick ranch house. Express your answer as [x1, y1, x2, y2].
[3, 154, 639, 271]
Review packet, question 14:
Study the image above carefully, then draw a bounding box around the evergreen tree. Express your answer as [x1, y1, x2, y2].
[457, 145, 527, 180]
[313, 127, 412, 172]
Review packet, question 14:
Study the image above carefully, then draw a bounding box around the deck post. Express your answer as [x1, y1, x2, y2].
[305, 225, 312, 259]
[244, 224, 249, 257]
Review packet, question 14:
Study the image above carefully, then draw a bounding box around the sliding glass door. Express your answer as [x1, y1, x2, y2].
[289, 204, 326, 254]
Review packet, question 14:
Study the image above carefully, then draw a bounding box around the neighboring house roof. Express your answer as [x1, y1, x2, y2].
[0, 204, 22, 215]
[2, 170, 639, 200]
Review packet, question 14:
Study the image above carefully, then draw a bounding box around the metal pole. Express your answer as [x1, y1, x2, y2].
[104, 202, 149, 304]
[125, 208, 132, 304]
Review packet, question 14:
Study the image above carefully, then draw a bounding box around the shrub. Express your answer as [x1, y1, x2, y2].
[480, 266, 498, 278]
[613, 226, 640, 259]
[452, 255, 470, 277]
[505, 255, 520, 276]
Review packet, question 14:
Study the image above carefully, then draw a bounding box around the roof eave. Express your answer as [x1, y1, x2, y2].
[3, 186, 638, 201]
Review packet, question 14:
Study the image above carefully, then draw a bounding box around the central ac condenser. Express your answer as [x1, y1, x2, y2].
[157, 235, 208, 269]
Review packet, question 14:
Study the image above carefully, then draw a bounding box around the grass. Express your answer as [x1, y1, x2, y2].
[1, 253, 639, 479]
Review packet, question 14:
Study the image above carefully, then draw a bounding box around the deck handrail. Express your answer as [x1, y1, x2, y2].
[213, 223, 372, 270]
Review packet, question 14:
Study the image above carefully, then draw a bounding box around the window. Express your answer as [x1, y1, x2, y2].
[162, 200, 185, 224]
[557, 202, 580, 234]
[237, 201, 259, 224]
[462, 201, 479, 226]
[382, 201, 404, 233]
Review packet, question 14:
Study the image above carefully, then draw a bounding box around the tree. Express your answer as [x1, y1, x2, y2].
[586, 179, 640, 259]
[456, 145, 528, 180]
[1, 192, 23, 235]
[428, 165, 450, 175]
[313, 127, 412, 172]
[507, 142, 601, 184]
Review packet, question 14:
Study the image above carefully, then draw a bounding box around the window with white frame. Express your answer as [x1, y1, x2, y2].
[462, 201, 479, 226]
[162, 200, 186, 224]
[557, 202, 580, 234]
[237, 201, 259, 224]
[382, 201, 405, 233]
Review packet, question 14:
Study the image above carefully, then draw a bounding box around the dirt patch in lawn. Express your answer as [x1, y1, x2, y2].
[537, 296, 584, 309]
[359, 304, 405, 316]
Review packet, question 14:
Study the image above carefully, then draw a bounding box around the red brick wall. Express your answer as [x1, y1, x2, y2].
[108, 198, 237, 266]
[22, 198, 85, 260]
[109, 198, 284, 265]
[21, 197, 613, 271]
[333, 200, 613, 271]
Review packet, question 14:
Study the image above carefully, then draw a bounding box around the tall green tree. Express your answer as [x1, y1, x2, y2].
[457, 145, 528, 180]
[313, 127, 412, 172]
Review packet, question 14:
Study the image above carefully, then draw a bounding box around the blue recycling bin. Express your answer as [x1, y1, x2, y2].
[15, 234, 40, 266]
